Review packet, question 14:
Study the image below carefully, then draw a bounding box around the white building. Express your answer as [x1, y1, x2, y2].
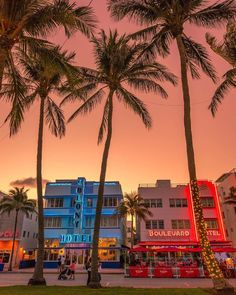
[216, 168, 236, 248]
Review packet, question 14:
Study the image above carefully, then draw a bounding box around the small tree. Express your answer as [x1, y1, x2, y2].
[0, 187, 36, 271]
[116, 192, 153, 248]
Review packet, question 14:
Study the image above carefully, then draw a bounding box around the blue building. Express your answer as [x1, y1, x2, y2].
[43, 177, 124, 268]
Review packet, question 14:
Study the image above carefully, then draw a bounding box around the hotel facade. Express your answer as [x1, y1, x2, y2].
[137, 180, 228, 249]
[44, 177, 124, 268]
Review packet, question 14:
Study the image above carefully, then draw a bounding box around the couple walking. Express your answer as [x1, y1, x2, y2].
[86, 257, 102, 285]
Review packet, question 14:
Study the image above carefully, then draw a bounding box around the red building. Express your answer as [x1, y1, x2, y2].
[137, 179, 228, 249]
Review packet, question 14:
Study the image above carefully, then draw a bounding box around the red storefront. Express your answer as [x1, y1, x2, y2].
[126, 180, 235, 278]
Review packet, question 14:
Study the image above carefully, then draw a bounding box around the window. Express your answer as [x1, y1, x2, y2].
[86, 198, 93, 208]
[222, 211, 225, 218]
[23, 231, 26, 238]
[101, 216, 118, 227]
[103, 197, 118, 207]
[201, 197, 215, 208]
[144, 199, 162, 208]
[171, 219, 190, 229]
[27, 232, 30, 238]
[145, 220, 164, 229]
[70, 197, 76, 207]
[46, 198, 63, 208]
[44, 217, 61, 228]
[85, 216, 94, 228]
[234, 207, 236, 214]
[205, 219, 218, 229]
[68, 217, 74, 228]
[169, 199, 188, 208]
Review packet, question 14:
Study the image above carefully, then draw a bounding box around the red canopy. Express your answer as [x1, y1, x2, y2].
[213, 247, 236, 253]
[129, 246, 153, 253]
[153, 247, 202, 253]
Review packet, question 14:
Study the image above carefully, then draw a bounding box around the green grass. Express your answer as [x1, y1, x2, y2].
[0, 286, 213, 295]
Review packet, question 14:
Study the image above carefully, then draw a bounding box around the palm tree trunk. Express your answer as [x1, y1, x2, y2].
[28, 96, 46, 285]
[89, 90, 114, 288]
[8, 209, 19, 271]
[176, 35, 233, 293]
[130, 214, 134, 248]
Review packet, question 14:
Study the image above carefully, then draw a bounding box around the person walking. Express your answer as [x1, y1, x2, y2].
[86, 257, 91, 286]
[69, 260, 76, 280]
[57, 256, 61, 273]
[61, 255, 66, 270]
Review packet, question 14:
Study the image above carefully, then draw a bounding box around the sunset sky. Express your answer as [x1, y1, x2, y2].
[1, 0, 236, 198]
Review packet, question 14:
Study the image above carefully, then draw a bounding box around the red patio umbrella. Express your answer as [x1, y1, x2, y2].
[129, 246, 153, 252]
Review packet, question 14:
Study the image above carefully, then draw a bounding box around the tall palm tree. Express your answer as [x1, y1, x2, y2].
[62, 30, 176, 288]
[206, 20, 236, 115]
[0, 187, 36, 271]
[0, 0, 96, 89]
[2, 46, 78, 285]
[108, 0, 236, 290]
[116, 192, 153, 248]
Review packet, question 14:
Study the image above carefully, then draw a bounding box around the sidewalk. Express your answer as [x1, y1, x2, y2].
[3, 267, 124, 274]
[0, 272, 236, 288]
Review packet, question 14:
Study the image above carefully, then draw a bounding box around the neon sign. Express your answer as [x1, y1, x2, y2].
[60, 234, 91, 244]
[0, 230, 19, 239]
[148, 230, 191, 237]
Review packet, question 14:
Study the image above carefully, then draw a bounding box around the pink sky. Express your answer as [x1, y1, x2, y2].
[1, 0, 236, 198]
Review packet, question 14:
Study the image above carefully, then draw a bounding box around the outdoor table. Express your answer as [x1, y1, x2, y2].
[129, 266, 149, 278]
[153, 267, 173, 278]
[179, 267, 200, 278]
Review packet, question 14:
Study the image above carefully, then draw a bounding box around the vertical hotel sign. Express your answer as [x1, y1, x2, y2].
[74, 178, 85, 233]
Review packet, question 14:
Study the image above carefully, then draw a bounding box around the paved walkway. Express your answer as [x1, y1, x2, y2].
[0, 272, 236, 288]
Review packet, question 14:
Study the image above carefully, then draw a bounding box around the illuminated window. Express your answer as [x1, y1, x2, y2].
[44, 217, 61, 228]
[146, 219, 164, 229]
[144, 199, 162, 208]
[171, 219, 190, 229]
[103, 197, 118, 207]
[46, 198, 64, 208]
[201, 197, 215, 208]
[169, 199, 188, 207]
[205, 219, 218, 229]
[100, 216, 118, 227]
[86, 198, 93, 207]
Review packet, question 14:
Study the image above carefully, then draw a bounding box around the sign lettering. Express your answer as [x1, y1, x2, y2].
[60, 234, 91, 244]
[148, 230, 191, 237]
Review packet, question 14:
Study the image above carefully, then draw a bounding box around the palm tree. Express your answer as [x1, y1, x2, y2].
[206, 20, 236, 115]
[0, 0, 96, 90]
[2, 46, 78, 285]
[116, 192, 153, 248]
[108, 0, 236, 290]
[0, 187, 36, 271]
[62, 30, 176, 288]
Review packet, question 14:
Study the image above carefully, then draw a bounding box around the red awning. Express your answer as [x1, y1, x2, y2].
[129, 246, 153, 253]
[213, 247, 236, 253]
[153, 247, 202, 252]
[139, 241, 199, 246]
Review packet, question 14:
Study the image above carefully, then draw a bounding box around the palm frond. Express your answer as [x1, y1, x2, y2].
[68, 87, 105, 123]
[189, 0, 236, 28]
[116, 87, 152, 129]
[126, 78, 168, 98]
[209, 69, 236, 116]
[44, 96, 66, 138]
[25, 0, 96, 38]
[98, 99, 109, 145]
[182, 35, 217, 82]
